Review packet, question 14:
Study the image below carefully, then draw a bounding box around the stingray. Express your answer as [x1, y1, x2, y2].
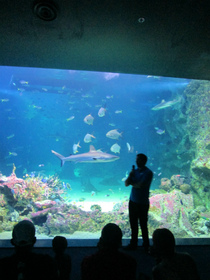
[99, 176, 121, 186]
[80, 177, 98, 193]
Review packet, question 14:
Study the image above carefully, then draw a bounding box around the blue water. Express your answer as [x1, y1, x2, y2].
[0, 66, 190, 190]
[2, 66, 210, 240]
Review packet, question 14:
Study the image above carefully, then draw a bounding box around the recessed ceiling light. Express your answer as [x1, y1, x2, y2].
[33, 1, 58, 21]
[138, 17, 145, 23]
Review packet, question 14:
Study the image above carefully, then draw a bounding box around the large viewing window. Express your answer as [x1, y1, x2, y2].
[0, 66, 209, 242]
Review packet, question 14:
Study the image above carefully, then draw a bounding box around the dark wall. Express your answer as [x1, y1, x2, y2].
[0, 245, 209, 280]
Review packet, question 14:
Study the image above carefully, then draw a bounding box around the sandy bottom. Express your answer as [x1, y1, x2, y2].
[61, 177, 130, 212]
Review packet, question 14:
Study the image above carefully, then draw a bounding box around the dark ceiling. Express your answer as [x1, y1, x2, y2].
[0, 0, 209, 80]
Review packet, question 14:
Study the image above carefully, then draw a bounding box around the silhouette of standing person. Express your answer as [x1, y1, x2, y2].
[124, 153, 153, 252]
[0, 220, 58, 280]
[52, 236, 72, 280]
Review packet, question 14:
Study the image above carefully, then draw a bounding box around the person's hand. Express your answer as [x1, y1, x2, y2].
[125, 178, 130, 186]
[129, 170, 135, 177]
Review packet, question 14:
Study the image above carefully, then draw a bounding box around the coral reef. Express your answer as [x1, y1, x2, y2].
[158, 175, 191, 194]
[152, 80, 210, 211]
[159, 178, 172, 192]
[180, 183, 191, 194]
[0, 166, 209, 238]
[183, 80, 210, 209]
[34, 200, 57, 209]
[149, 190, 195, 237]
[0, 166, 67, 233]
[90, 204, 102, 212]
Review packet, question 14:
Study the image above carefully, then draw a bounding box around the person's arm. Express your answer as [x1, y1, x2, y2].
[125, 176, 132, 186]
[133, 170, 153, 189]
[125, 165, 135, 187]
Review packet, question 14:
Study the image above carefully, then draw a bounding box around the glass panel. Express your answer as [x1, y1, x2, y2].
[0, 66, 209, 240]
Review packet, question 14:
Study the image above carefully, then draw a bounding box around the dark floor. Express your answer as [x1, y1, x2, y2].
[0, 245, 209, 280]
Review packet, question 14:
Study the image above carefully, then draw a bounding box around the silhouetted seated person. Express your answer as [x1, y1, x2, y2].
[151, 228, 200, 280]
[52, 236, 72, 280]
[0, 220, 58, 280]
[81, 223, 137, 280]
[138, 272, 151, 280]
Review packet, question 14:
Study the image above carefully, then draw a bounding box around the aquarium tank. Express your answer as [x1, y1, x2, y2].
[0, 66, 209, 241]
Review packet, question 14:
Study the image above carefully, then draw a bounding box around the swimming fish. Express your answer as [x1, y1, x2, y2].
[110, 143, 121, 154]
[104, 72, 119, 80]
[109, 123, 116, 127]
[126, 142, 131, 152]
[84, 133, 95, 143]
[106, 129, 122, 140]
[52, 145, 119, 166]
[106, 95, 113, 99]
[67, 116, 75, 121]
[126, 142, 134, 153]
[1, 99, 9, 102]
[62, 182, 71, 190]
[19, 80, 29, 85]
[155, 127, 165, 135]
[73, 142, 81, 154]
[84, 114, 94, 125]
[73, 168, 81, 177]
[9, 152, 17, 156]
[115, 110, 122, 114]
[7, 134, 15, 139]
[147, 75, 160, 79]
[98, 107, 106, 117]
[151, 97, 181, 110]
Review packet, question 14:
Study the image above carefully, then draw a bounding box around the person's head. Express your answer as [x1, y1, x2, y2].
[98, 223, 122, 250]
[152, 228, 175, 257]
[11, 220, 36, 250]
[52, 236, 68, 254]
[136, 153, 147, 168]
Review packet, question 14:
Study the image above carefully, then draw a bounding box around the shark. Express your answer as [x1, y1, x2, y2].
[151, 97, 181, 110]
[51, 145, 119, 166]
